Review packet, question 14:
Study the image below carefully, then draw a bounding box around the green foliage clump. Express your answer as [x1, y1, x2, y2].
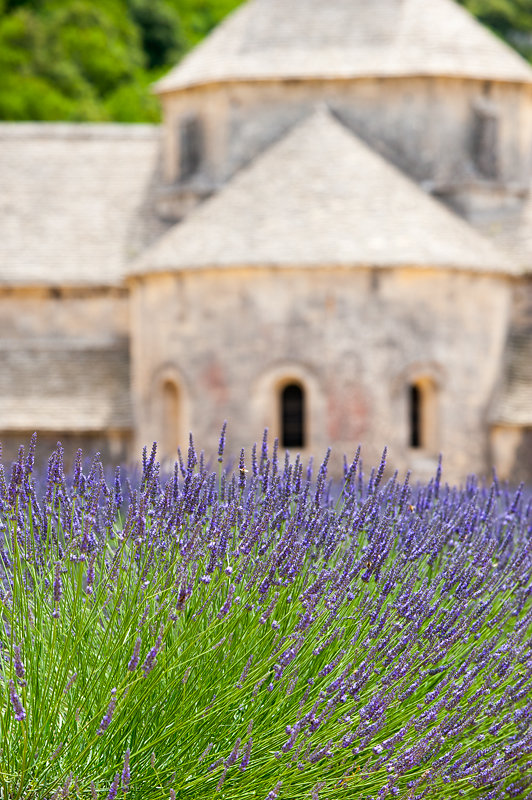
[457, 0, 532, 60]
[0, 0, 531, 122]
[0, 0, 186, 121]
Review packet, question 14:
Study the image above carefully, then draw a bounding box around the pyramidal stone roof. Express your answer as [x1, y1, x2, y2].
[131, 108, 517, 276]
[0, 124, 167, 288]
[155, 0, 532, 94]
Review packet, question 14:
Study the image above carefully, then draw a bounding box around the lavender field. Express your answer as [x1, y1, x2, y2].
[1, 431, 531, 799]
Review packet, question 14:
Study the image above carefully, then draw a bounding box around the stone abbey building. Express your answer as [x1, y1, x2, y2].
[1, 0, 532, 484]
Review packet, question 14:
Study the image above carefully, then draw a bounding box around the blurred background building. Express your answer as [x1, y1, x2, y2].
[0, 0, 531, 484]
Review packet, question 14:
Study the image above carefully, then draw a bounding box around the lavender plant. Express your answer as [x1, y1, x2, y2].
[0, 432, 531, 799]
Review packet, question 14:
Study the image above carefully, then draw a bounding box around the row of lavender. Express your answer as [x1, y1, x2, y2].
[0, 430, 531, 799]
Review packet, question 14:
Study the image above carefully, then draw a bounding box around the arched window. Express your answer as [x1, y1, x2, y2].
[179, 115, 203, 180]
[409, 384, 422, 449]
[472, 94, 500, 180]
[160, 379, 180, 460]
[281, 383, 305, 448]
[408, 378, 437, 452]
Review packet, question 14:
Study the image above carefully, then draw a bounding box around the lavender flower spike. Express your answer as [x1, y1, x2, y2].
[63, 672, 77, 694]
[218, 421, 227, 462]
[265, 781, 283, 800]
[107, 773, 120, 800]
[142, 628, 164, 677]
[13, 645, 25, 681]
[52, 562, 62, 618]
[97, 688, 117, 735]
[240, 738, 253, 771]
[121, 748, 131, 793]
[128, 637, 142, 671]
[9, 680, 26, 721]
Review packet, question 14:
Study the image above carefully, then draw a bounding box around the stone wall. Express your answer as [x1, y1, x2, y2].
[130, 266, 512, 484]
[0, 286, 129, 341]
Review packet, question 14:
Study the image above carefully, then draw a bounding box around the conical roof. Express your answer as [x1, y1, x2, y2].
[131, 108, 517, 276]
[155, 0, 532, 94]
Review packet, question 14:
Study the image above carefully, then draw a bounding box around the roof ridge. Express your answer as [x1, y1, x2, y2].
[0, 123, 160, 141]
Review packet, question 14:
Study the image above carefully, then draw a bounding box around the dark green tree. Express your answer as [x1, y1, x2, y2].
[129, 0, 185, 69]
[457, 0, 532, 60]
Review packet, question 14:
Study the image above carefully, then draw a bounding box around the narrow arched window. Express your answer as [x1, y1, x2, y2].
[408, 378, 437, 452]
[179, 115, 203, 180]
[409, 384, 422, 449]
[161, 379, 180, 459]
[472, 95, 500, 179]
[281, 383, 305, 448]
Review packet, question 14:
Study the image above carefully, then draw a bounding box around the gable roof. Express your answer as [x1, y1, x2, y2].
[155, 0, 532, 94]
[0, 342, 131, 431]
[0, 124, 167, 288]
[131, 108, 517, 276]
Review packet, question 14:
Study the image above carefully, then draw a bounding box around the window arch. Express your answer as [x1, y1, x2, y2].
[154, 375, 182, 463]
[162, 378, 179, 447]
[472, 93, 500, 180]
[408, 377, 438, 452]
[280, 382, 306, 449]
[179, 114, 203, 180]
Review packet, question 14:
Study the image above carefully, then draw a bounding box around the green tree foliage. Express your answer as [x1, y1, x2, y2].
[457, 0, 532, 60]
[129, 0, 185, 69]
[0, 0, 185, 120]
[0, 0, 531, 122]
[169, 0, 242, 46]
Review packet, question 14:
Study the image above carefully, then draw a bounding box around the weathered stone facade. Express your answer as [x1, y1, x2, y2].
[1, 0, 532, 483]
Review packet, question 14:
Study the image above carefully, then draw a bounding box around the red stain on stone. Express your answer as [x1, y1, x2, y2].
[328, 383, 369, 441]
[202, 360, 229, 405]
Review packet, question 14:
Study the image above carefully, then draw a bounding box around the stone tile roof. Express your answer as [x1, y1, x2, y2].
[131, 108, 517, 276]
[0, 342, 132, 430]
[477, 197, 532, 276]
[0, 124, 166, 288]
[491, 331, 532, 426]
[155, 0, 532, 94]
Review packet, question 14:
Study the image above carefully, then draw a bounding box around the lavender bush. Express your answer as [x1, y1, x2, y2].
[1, 431, 531, 799]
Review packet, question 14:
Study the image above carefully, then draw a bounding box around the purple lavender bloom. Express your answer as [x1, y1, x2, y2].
[121, 748, 131, 792]
[265, 781, 282, 800]
[217, 584, 235, 620]
[9, 680, 25, 721]
[13, 645, 25, 681]
[142, 629, 163, 677]
[128, 637, 142, 671]
[240, 738, 253, 771]
[52, 562, 62, 616]
[97, 688, 117, 735]
[199, 742, 214, 762]
[107, 773, 120, 800]
[63, 673, 77, 694]
[218, 422, 227, 462]
[114, 466, 122, 509]
[237, 655, 254, 688]
[225, 736, 241, 766]
[85, 554, 96, 595]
